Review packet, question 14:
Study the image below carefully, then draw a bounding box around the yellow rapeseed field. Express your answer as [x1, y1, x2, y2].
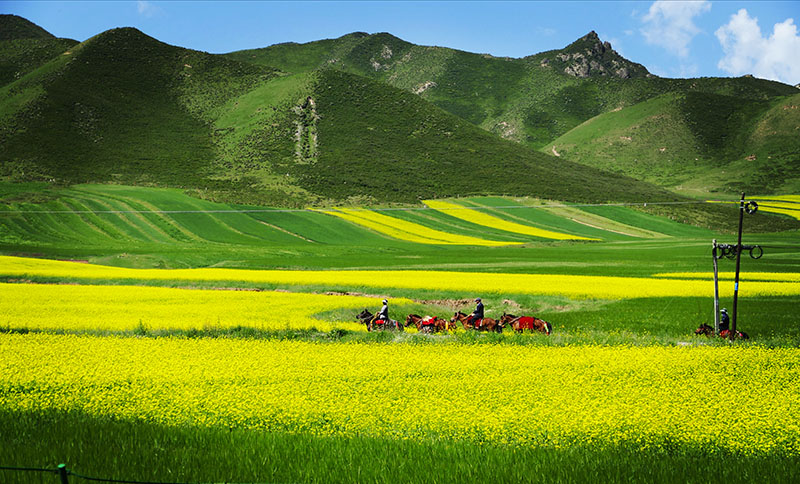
[756, 201, 800, 220]
[2, 333, 798, 455]
[655, 272, 800, 282]
[423, 200, 597, 240]
[320, 208, 521, 246]
[0, 283, 396, 332]
[2, 256, 798, 300]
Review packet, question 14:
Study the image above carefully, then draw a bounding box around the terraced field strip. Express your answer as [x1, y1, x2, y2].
[3, 256, 798, 299]
[577, 203, 714, 237]
[379, 205, 530, 243]
[0, 282, 388, 332]
[443, 196, 693, 240]
[655, 272, 800, 282]
[424, 199, 599, 240]
[3, 333, 799, 455]
[754, 196, 800, 221]
[320, 208, 522, 246]
[74, 185, 300, 245]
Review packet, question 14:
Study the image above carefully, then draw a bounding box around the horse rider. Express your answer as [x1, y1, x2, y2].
[376, 299, 390, 324]
[467, 297, 484, 329]
[719, 308, 730, 332]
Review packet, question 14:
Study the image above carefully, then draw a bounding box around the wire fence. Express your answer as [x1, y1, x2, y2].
[0, 464, 277, 484]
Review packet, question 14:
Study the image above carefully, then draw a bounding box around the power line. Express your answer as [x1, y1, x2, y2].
[0, 199, 718, 215]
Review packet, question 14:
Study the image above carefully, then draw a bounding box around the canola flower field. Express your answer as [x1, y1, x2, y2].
[320, 208, 521, 246]
[2, 189, 799, 480]
[3, 256, 800, 300]
[423, 199, 597, 240]
[2, 333, 799, 457]
[0, 282, 384, 332]
[755, 196, 800, 221]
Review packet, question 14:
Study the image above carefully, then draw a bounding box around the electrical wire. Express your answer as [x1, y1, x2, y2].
[0, 199, 724, 215]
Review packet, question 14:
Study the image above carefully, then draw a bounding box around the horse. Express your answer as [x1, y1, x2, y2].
[695, 323, 749, 340]
[451, 311, 502, 332]
[356, 309, 374, 329]
[406, 314, 455, 333]
[500, 312, 552, 335]
[356, 308, 403, 332]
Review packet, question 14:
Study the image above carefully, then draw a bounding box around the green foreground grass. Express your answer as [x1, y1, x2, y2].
[2, 409, 797, 484]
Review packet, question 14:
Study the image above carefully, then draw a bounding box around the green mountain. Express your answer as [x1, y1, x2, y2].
[0, 17, 797, 234]
[548, 90, 800, 197]
[0, 22, 688, 209]
[228, 30, 799, 198]
[0, 14, 79, 86]
[0, 13, 55, 40]
[227, 31, 796, 146]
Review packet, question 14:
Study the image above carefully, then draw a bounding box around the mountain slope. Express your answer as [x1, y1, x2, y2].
[1, 27, 280, 192]
[0, 14, 78, 86]
[227, 31, 797, 154]
[0, 19, 797, 227]
[290, 69, 677, 204]
[0, 14, 55, 41]
[547, 91, 800, 197]
[0, 23, 690, 210]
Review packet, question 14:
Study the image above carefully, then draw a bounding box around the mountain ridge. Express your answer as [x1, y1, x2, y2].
[1, 17, 797, 229]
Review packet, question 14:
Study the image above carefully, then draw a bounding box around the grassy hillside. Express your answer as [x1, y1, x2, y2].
[548, 91, 800, 197]
[293, 69, 682, 205]
[0, 23, 698, 211]
[0, 14, 55, 41]
[227, 31, 798, 148]
[0, 14, 78, 86]
[0, 28, 284, 196]
[228, 31, 799, 197]
[1, 19, 796, 211]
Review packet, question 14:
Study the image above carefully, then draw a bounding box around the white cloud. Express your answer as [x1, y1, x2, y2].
[641, 0, 711, 58]
[137, 1, 162, 18]
[716, 9, 800, 85]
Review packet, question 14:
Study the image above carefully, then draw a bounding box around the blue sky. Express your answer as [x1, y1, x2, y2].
[4, 1, 799, 85]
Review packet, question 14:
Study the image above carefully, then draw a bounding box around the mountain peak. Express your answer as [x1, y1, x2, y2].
[0, 14, 56, 41]
[539, 31, 651, 79]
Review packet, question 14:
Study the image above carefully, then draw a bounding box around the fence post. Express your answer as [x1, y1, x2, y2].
[58, 464, 69, 484]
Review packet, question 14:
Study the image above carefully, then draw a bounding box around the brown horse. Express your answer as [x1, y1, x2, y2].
[694, 323, 749, 340]
[356, 308, 403, 332]
[451, 311, 502, 332]
[500, 312, 552, 335]
[406, 314, 456, 333]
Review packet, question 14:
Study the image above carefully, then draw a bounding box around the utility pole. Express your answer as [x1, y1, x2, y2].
[731, 193, 746, 340]
[712, 239, 720, 333]
[712, 193, 759, 340]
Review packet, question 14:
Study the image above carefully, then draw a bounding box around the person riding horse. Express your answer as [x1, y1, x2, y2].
[467, 298, 484, 329]
[376, 299, 390, 325]
[719, 308, 730, 332]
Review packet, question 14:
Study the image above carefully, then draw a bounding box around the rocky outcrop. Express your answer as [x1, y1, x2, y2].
[545, 31, 651, 80]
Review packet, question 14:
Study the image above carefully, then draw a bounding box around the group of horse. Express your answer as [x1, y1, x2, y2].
[355, 309, 552, 335]
[694, 323, 750, 340]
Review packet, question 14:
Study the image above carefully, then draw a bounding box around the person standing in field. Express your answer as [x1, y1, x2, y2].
[467, 297, 484, 329]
